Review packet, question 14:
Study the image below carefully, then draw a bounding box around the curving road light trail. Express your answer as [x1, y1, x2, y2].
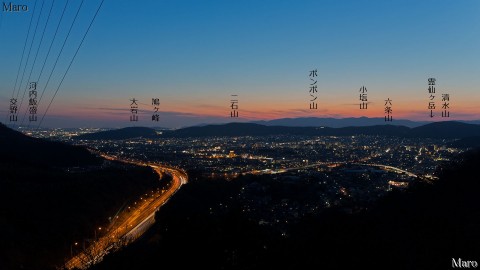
[65, 153, 188, 270]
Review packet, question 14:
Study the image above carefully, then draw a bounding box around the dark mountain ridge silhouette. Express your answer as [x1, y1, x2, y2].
[252, 117, 428, 128]
[72, 121, 480, 139]
[0, 123, 99, 166]
[162, 121, 480, 139]
[164, 122, 411, 137]
[408, 121, 480, 138]
[449, 136, 480, 148]
[0, 123, 163, 270]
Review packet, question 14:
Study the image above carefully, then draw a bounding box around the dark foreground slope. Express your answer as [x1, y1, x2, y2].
[94, 148, 480, 270]
[0, 124, 164, 270]
[0, 123, 100, 166]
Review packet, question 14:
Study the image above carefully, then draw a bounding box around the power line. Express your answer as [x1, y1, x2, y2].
[0, 6, 4, 33]
[19, 0, 56, 127]
[14, 0, 45, 101]
[35, 0, 69, 106]
[13, 0, 45, 129]
[5, 0, 38, 126]
[38, 0, 105, 129]
[35, 0, 84, 117]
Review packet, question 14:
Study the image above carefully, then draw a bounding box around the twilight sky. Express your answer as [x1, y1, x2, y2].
[1, 0, 479, 128]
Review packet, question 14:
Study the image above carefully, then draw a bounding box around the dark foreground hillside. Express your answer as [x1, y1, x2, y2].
[94, 148, 480, 270]
[0, 124, 166, 270]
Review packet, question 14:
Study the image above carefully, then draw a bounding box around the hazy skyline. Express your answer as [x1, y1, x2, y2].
[1, 0, 479, 128]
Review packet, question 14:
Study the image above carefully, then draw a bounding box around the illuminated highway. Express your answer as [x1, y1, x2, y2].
[247, 160, 418, 178]
[351, 163, 418, 178]
[65, 153, 188, 269]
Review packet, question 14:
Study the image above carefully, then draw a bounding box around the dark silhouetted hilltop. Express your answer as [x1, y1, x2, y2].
[449, 136, 480, 148]
[163, 122, 412, 137]
[164, 123, 310, 137]
[67, 121, 480, 140]
[0, 123, 166, 270]
[0, 123, 99, 167]
[409, 121, 480, 138]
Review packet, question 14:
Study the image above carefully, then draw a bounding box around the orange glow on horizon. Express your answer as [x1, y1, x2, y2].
[49, 103, 479, 122]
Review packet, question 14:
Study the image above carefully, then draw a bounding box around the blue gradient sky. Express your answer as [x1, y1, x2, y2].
[1, 0, 479, 128]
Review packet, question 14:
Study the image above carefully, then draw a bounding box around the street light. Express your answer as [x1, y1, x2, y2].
[94, 227, 102, 241]
[70, 242, 78, 257]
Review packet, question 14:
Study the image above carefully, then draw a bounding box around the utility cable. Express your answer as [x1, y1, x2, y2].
[38, 0, 104, 129]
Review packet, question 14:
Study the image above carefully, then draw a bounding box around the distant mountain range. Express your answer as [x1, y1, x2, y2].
[251, 117, 480, 128]
[166, 121, 480, 139]
[166, 123, 412, 138]
[72, 121, 480, 140]
[252, 117, 427, 128]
